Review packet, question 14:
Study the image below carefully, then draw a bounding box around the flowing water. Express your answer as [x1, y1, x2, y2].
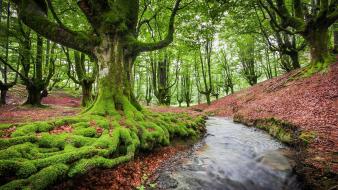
[156, 117, 301, 190]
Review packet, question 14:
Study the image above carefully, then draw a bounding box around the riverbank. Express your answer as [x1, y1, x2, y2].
[194, 63, 338, 189]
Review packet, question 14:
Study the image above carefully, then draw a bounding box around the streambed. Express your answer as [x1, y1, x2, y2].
[154, 117, 301, 190]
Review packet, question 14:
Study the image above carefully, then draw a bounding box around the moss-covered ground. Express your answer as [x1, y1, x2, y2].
[0, 110, 205, 190]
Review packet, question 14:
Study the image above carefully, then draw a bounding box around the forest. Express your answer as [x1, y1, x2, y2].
[0, 0, 337, 190]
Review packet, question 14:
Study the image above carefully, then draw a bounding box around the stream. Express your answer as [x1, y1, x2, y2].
[154, 117, 302, 190]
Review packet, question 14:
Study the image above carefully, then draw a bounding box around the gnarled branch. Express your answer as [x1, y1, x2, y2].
[134, 0, 182, 53]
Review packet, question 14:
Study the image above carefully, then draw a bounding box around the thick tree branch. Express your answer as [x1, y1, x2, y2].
[134, 0, 182, 53]
[12, 0, 98, 56]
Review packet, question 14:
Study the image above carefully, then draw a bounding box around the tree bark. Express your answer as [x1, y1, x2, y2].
[81, 81, 93, 107]
[306, 28, 329, 64]
[206, 94, 211, 105]
[86, 35, 139, 115]
[289, 51, 301, 69]
[0, 88, 8, 105]
[25, 85, 42, 106]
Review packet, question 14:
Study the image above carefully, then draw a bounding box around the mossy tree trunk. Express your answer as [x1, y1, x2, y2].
[306, 28, 329, 64]
[87, 35, 137, 115]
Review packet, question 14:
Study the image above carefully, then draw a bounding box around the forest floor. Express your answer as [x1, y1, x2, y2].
[193, 62, 338, 189]
[0, 85, 80, 124]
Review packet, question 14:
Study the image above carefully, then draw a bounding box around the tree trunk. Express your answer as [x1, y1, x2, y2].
[186, 101, 190, 107]
[1, 88, 8, 105]
[307, 28, 329, 64]
[25, 85, 42, 106]
[86, 36, 139, 116]
[81, 81, 93, 107]
[206, 93, 211, 105]
[289, 51, 301, 69]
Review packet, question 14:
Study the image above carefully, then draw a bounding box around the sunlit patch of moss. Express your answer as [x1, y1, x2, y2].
[299, 131, 316, 145]
[303, 56, 335, 77]
[0, 123, 12, 130]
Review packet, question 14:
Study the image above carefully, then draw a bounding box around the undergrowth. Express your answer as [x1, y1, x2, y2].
[0, 110, 205, 190]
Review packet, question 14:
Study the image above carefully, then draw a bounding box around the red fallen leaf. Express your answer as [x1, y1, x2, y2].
[49, 124, 73, 135]
[0, 126, 16, 138]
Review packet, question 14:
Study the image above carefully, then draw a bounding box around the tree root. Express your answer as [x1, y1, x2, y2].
[0, 110, 205, 190]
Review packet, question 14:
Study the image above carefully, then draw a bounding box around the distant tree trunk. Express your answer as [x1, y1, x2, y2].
[0, 87, 8, 105]
[63, 49, 97, 107]
[25, 84, 43, 105]
[24, 34, 44, 106]
[239, 38, 260, 86]
[145, 75, 152, 106]
[151, 52, 177, 106]
[289, 51, 300, 70]
[81, 81, 93, 107]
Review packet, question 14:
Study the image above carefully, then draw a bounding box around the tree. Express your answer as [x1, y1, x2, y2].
[176, 75, 184, 107]
[195, 39, 213, 105]
[182, 69, 193, 107]
[0, 1, 17, 105]
[238, 35, 261, 86]
[255, 4, 306, 71]
[150, 51, 178, 105]
[63, 48, 98, 107]
[257, 0, 338, 66]
[11, 0, 183, 113]
[24, 35, 56, 105]
[219, 50, 234, 94]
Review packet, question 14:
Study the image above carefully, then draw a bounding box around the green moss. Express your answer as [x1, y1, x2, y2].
[0, 123, 12, 130]
[1, 164, 69, 190]
[0, 108, 205, 189]
[299, 131, 316, 145]
[73, 128, 97, 137]
[38, 134, 67, 149]
[0, 136, 38, 150]
[303, 56, 335, 77]
[11, 122, 53, 137]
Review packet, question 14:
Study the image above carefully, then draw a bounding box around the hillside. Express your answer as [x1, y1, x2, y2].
[194, 62, 338, 189]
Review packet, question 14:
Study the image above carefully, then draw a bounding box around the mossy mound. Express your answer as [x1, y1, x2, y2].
[0, 110, 205, 190]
